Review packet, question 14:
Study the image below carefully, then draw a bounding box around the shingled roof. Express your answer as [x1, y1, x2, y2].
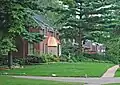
[32, 13, 54, 32]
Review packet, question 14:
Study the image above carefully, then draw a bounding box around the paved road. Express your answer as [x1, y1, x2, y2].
[13, 76, 120, 85]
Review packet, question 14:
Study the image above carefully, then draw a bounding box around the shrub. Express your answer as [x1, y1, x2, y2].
[60, 54, 69, 62]
[60, 53, 115, 63]
[24, 55, 44, 64]
[40, 54, 60, 63]
[11, 54, 60, 65]
[0, 55, 8, 65]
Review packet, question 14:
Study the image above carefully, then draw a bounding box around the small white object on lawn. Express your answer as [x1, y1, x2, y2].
[52, 74, 56, 77]
[21, 66, 24, 68]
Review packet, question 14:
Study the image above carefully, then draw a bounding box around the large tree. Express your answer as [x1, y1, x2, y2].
[103, 0, 120, 63]
[54, 0, 117, 54]
[0, 0, 47, 68]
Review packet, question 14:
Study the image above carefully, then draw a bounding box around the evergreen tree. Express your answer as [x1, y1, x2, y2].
[101, 0, 120, 63]
[56, 0, 117, 54]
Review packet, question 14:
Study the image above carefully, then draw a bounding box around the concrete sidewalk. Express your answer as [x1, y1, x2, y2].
[101, 65, 119, 78]
[13, 76, 120, 85]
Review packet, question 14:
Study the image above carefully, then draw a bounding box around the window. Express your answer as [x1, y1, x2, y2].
[28, 43, 34, 55]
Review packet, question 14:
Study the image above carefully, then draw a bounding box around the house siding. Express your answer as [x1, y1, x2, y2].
[13, 26, 61, 57]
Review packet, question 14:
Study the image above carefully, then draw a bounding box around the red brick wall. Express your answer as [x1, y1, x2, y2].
[13, 27, 60, 57]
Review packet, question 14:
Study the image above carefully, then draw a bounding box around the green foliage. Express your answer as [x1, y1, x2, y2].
[22, 29, 44, 43]
[12, 54, 60, 65]
[53, 0, 118, 53]
[7, 54, 60, 65]
[60, 53, 114, 63]
[105, 37, 120, 64]
[57, 0, 120, 63]
[0, 0, 50, 68]
[0, 38, 17, 54]
[61, 40, 77, 55]
[0, 0, 46, 54]
[39, 54, 60, 63]
[13, 56, 42, 65]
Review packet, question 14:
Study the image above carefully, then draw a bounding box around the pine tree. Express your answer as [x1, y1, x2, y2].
[101, 0, 120, 63]
[56, 0, 117, 54]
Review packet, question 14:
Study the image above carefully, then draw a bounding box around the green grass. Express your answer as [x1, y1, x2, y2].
[0, 62, 114, 77]
[115, 68, 120, 77]
[0, 76, 81, 85]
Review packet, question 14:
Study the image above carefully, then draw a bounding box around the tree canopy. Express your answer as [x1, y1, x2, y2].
[50, 0, 119, 53]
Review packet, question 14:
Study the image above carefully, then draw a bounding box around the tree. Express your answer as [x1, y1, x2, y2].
[54, 0, 116, 54]
[85, 0, 120, 63]
[0, 0, 46, 68]
[104, 1, 120, 63]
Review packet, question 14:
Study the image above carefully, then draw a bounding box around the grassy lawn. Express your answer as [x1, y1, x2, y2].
[115, 68, 120, 77]
[0, 76, 81, 85]
[0, 62, 114, 77]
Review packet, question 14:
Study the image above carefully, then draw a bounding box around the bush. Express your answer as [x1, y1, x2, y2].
[105, 54, 119, 64]
[40, 54, 60, 63]
[0, 55, 8, 65]
[83, 53, 106, 60]
[12, 55, 44, 65]
[25, 55, 44, 64]
[59, 55, 68, 62]
[60, 53, 115, 64]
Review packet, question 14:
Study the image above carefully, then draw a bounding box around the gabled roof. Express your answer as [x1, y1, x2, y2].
[32, 13, 54, 31]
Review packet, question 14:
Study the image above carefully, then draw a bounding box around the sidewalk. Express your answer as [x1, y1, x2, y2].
[13, 76, 120, 85]
[101, 65, 119, 78]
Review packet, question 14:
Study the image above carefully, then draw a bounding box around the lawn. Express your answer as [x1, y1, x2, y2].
[0, 76, 81, 85]
[115, 68, 120, 77]
[0, 62, 114, 77]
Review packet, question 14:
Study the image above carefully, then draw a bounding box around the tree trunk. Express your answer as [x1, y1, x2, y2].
[8, 51, 12, 69]
[78, 30, 83, 53]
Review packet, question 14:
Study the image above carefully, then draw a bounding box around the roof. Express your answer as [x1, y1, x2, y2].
[32, 13, 54, 31]
[47, 37, 60, 47]
[43, 36, 60, 47]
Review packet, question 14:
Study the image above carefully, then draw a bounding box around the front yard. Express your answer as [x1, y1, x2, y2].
[0, 76, 81, 85]
[0, 62, 114, 77]
[115, 68, 120, 77]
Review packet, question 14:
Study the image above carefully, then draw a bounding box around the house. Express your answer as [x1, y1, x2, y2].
[83, 40, 105, 54]
[12, 14, 61, 57]
[70, 39, 105, 54]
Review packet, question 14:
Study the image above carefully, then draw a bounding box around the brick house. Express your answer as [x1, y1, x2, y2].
[12, 15, 61, 57]
[83, 40, 105, 54]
